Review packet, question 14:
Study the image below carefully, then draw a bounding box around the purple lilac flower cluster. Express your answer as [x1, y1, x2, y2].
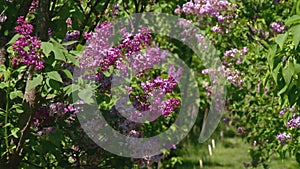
[119, 27, 152, 56]
[223, 47, 248, 66]
[78, 21, 119, 74]
[110, 3, 119, 17]
[63, 30, 80, 50]
[276, 132, 291, 145]
[141, 65, 182, 94]
[0, 11, 7, 23]
[251, 27, 270, 39]
[32, 102, 80, 136]
[175, 0, 238, 33]
[95, 72, 112, 91]
[78, 21, 182, 165]
[202, 47, 247, 91]
[127, 65, 182, 120]
[28, 0, 39, 14]
[222, 47, 248, 87]
[277, 105, 300, 128]
[12, 16, 44, 70]
[66, 17, 72, 30]
[116, 46, 168, 77]
[270, 21, 287, 34]
[279, 105, 296, 116]
[79, 21, 155, 80]
[287, 115, 300, 128]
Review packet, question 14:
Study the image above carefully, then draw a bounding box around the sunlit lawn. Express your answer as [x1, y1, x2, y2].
[177, 136, 299, 169]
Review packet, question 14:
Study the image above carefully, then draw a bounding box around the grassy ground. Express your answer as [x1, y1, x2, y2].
[176, 137, 299, 169]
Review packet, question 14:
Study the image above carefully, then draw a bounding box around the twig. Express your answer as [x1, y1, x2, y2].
[80, 0, 110, 45]
[50, 0, 57, 17]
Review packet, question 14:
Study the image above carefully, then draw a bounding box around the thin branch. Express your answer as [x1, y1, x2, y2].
[80, 0, 101, 31]
[9, 66, 38, 168]
[133, 0, 139, 13]
[89, 0, 110, 32]
[80, 0, 110, 45]
[50, 0, 57, 18]
[74, 0, 87, 16]
[122, 0, 130, 15]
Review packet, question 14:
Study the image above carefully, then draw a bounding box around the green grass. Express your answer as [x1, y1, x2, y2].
[176, 137, 299, 169]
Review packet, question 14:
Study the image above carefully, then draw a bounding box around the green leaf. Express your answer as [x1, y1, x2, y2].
[41, 42, 53, 57]
[62, 69, 74, 80]
[267, 45, 277, 70]
[3, 69, 11, 81]
[53, 47, 66, 62]
[78, 89, 93, 104]
[27, 75, 43, 90]
[48, 130, 63, 147]
[294, 63, 300, 74]
[47, 71, 63, 83]
[52, 40, 67, 62]
[9, 90, 23, 100]
[10, 104, 23, 114]
[272, 64, 281, 85]
[275, 33, 288, 50]
[62, 40, 78, 46]
[46, 79, 60, 91]
[285, 15, 300, 25]
[282, 61, 294, 85]
[6, 34, 20, 45]
[291, 25, 300, 48]
[0, 64, 6, 73]
[0, 82, 7, 89]
[10, 127, 20, 138]
[66, 53, 79, 66]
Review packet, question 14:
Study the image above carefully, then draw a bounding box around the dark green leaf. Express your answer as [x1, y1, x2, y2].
[47, 71, 63, 83]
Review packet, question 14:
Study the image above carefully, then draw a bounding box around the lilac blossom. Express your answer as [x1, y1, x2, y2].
[28, 0, 39, 14]
[286, 116, 300, 128]
[212, 25, 222, 33]
[111, 3, 119, 17]
[279, 106, 297, 116]
[0, 11, 7, 23]
[12, 16, 44, 70]
[176, 0, 238, 33]
[237, 126, 245, 134]
[270, 21, 287, 33]
[253, 140, 257, 147]
[276, 133, 291, 145]
[66, 17, 72, 30]
[63, 30, 80, 50]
